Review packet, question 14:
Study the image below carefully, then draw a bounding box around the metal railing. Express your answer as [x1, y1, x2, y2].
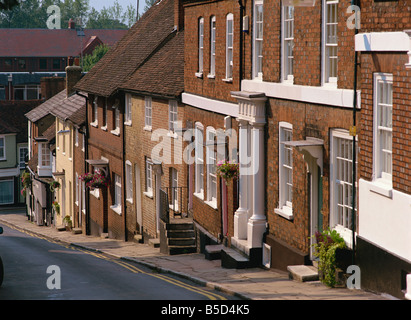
[163, 186, 188, 220]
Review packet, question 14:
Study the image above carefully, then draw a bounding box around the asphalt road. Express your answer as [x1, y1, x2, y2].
[0, 224, 234, 301]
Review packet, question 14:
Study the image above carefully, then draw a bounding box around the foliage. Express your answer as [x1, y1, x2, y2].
[216, 160, 239, 183]
[63, 215, 72, 228]
[21, 171, 31, 189]
[50, 180, 61, 192]
[0, 0, 19, 11]
[0, 0, 136, 29]
[52, 201, 60, 214]
[81, 171, 109, 189]
[311, 228, 346, 287]
[82, 43, 109, 72]
[143, 0, 157, 13]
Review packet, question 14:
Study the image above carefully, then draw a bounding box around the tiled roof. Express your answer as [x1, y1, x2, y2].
[67, 104, 86, 127]
[74, 0, 181, 98]
[0, 101, 42, 142]
[0, 29, 127, 58]
[120, 30, 184, 98]
[25, 89, 86, 123]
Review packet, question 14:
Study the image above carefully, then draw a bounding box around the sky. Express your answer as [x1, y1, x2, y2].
[88, 0, 144, 15]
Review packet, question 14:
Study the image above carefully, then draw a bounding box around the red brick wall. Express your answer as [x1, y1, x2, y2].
[358, 52, 411, 195]
[87, 93, 125, 239]
[184, 0, 246, 103]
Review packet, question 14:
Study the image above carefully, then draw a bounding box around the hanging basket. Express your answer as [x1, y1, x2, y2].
[216, 160, 239, 183]
[50, 180, 61, 192]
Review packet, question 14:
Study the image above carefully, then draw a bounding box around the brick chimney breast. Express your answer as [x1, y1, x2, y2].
[65, 65, 82, 97]
[174, 0, 184, 31]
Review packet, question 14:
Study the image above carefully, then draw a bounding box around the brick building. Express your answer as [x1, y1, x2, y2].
[182, 0, 244, 258]
[74, 0, 186, 242]
[353, 0, 411, 300]
[0, 24, 126, 101]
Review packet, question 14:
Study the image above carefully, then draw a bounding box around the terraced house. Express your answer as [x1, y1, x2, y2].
[74, 0, 188, 245]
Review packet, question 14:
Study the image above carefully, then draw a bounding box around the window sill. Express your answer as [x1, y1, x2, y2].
[110, 204, 122, 215]
[207, 74, 215, 79]
[126, 198, 133, 204]
[143, 191, 153, 199]
[369, 179, 393, 198]
[101, 126, 107, 131]
[167, 131, 178, 139]
[143, 126, 152, 132]
[195, 72, 203, 78]
[204, 199, 217, 210]
[90, 121, 98, 128]
[222, 78, 233, 83]
[124, 120, 132, 127]
[90, 188, 100, 199]
[110, 128, 120, 136]
[193, 192, 204, 201]
[274, 207, 293, 220]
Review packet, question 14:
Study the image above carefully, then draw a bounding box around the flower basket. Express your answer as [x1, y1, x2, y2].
[63, 215, 72, 230]
[21, 171, 31, 189]
[216, 160, 239, 183]
[86, 172, 110, 189]
[50, 180, 61, 192]
[80, 172, 94, 184]
[52, 201, 60, 214]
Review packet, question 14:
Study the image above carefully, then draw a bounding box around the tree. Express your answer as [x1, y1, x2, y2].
[82, 43, 109, 72]
[143, 0, 156, 13]
[85, 1, 130, 29]
[0, 0, 19, 11]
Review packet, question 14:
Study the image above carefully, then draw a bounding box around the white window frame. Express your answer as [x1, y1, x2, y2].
[275, 122, 293, 220]
[170, 167, 178, 210]
[373, 73, 393, 188]
[13, 85, 41, 101]
[101, 98, 108, 130]
[124, 93, 132, 125]
[0, 136, 6, 160]
[253, 0, 263, 80]
[91, 96, 98, 127]
[75, 172, 79, 206]
[225, 13, 234, 81]
[282, 5, 294, 83]
[197, 17, 204, 77]
[206, 127, 217, 208]
[322, 0, 338, 86]
[168, 100, 178, 135]
[110, 173, 122, 215]
[75, 128, 79, 147]
[194, 123, 204, 199]
[126, 160, 133, 203]
[209, 15, 216, 78]
[40, 142, 51, 168]
[0, 179, 14, 205]
[330, 129, 357, 248]
[144, 158, 153, 197]
[19, 146, 28, 169]
[144, 96, 152, 130]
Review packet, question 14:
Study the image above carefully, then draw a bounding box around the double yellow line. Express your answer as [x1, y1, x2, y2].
[2, 222, 227, 300]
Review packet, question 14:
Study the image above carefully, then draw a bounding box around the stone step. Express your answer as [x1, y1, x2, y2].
[205, 244, 224, 261]
[166, 229, 195, 239]
[167, 222, 194, 231]
[168, 245, 197, 255]
[221, 247, 250, 269]
[149, 238, 160, 248]
[168, 237, 196, 246]
[72, 228, 82, 234]
[287, 265, 319, 282]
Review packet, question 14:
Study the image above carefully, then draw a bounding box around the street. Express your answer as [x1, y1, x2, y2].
[0, 224, 234, 300]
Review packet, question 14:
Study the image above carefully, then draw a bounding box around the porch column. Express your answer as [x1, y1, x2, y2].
[234, 119, 250, 240]
[247, 122, 266, 248]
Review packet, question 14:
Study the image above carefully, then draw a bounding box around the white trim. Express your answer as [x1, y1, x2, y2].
[355, 31, 411, 52]
[253, 0, 264, 80]
[182, 92, 239, 117]
[0, 167, 20, 178]
[226, 13, 234, 80]
[241, 79, 360, 109]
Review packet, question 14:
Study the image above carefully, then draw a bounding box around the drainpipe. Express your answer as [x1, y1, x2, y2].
[350, 0, 360, 266]
[76, 91, 90, 236]
[238, 0, 245, 84]
[122, 95, 128, 242]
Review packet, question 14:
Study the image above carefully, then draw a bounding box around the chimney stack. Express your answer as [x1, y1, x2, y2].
[65, 65, 82, 97]
[174, 0, 184, 31]
[68, 18, 75, 29]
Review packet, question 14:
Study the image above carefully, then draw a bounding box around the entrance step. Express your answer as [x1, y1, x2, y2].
[72, 228, 82, 234]
[149, 238, 160, 248]
[205, 244, 224, 260]
[221, 247, 250, 269]
[287, 265, 319, 282]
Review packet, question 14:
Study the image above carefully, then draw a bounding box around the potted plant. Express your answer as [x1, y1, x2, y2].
[216, 160, 239, 183]
[311, 228, 346, 287]
[21, 171, 31, 189]
[80, 172, 94, 184]
[52, 201, 60, 214]
[88, 172, 110, 189]
[63, 215, 72, 231]
[49, 180, 61, 192]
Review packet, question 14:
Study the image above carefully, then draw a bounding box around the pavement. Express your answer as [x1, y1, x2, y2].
[0, 207, 392, 300]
